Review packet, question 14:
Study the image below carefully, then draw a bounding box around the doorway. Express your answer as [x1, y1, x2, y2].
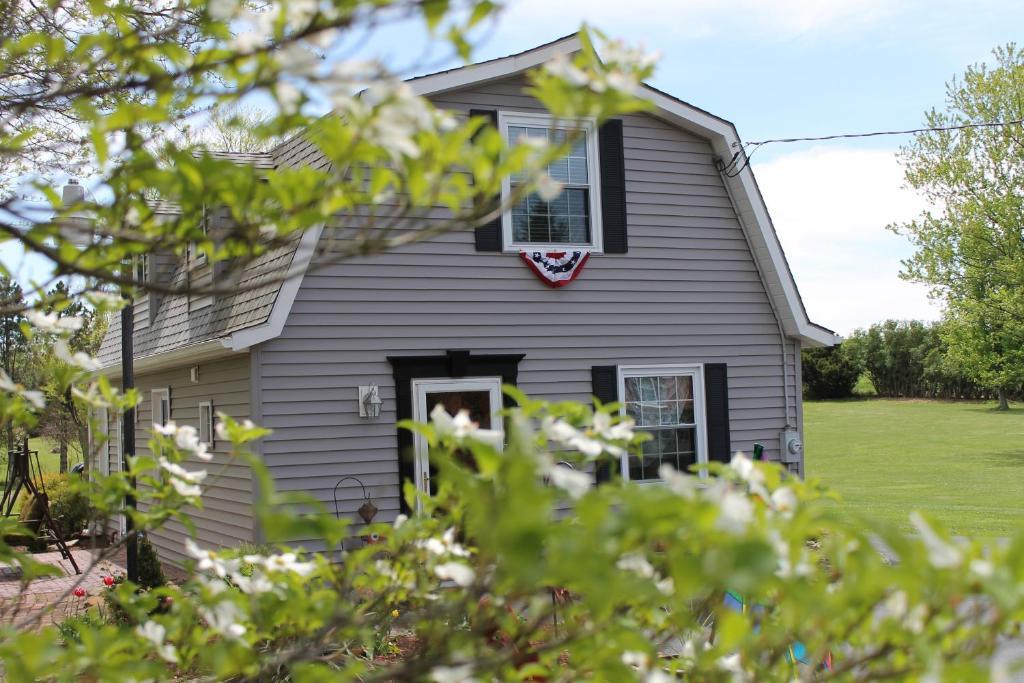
[411, 377, 502, 507]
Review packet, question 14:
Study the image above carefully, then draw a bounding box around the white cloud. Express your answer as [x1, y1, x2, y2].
[754, 146, 943, 335]
[501, 0, 899, 40]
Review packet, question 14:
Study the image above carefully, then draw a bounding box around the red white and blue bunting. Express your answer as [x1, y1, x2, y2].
[520, 250, 591, 288]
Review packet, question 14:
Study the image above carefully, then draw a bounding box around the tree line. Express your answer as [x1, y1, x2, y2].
[802, 319, 1019, 401]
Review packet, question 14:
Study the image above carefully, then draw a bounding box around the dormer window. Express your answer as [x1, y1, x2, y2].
[133, 254, 149, 284]
[499, 112, 602, 252]
[188, 208, 209, 268]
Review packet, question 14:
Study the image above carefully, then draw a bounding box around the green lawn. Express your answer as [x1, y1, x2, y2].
[805, 399, 1024, 537]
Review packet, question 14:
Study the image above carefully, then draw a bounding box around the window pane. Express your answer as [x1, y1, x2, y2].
[512, 213, 529, 242]
[548, 157, 570, 183]
[676, 376, 694, 401]
[568, 156, 588, 184]
[624, 377, 640, 403]
[679, 400, 695, 424]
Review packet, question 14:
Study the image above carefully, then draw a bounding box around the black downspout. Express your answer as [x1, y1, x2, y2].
[120, 299, 138, 583]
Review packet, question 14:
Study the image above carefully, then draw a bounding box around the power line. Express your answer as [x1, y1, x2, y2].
[717, 118, 1024, 178]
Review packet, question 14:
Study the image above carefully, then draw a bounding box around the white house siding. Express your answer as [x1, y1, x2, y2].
[131, 354, 253, 565]
[256, 75, 803, 541]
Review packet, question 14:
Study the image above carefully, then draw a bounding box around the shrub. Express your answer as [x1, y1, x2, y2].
[137, 534, 166, 590]
[17, 472, 91, 540]
[801, 345, 862, 399]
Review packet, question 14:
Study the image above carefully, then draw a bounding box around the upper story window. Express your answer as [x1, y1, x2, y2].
[133, 255, 149, 285]
[499, 112, 603, 252]
[618, 365, 708, 482]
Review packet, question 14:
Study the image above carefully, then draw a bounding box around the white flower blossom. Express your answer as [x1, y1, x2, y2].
[622, 650, 649, 669]
[910, 511, 962, 569]
[230, 569, 276, 595]
[617, 552, 656, 579]
[882, 590, 909, 620]
[430, 664, 477, 683]
[159, 457, 206, 485]
[85, 291, 124, 309]
[154, 421, 177, 436]
[207, 0, 238, 21]
[535, 174, 564, 202]
[592, 411, 636, 441]
[430, 405, 502, 447]
[200, 601, 247, 639]
[970, 558, 994, 578]
[136, 621, 178, 663]
[275, 81, 303, 114]
[546, 461, 592, 499]
[658, 464, 697, 498]
[542, 417, 616, 459]
[905, 603, 928, 634]
[770, 487, 797, 518]
[0, 370, 45, 409]
[231, 31, 265, 53]
[544, 53, 591, 87]
[655, 576, 675, 595]
[393, 513, 408, 529]
[417, 528, 470, 559]
[259, 552, 316, 576]
[55, 340, 102, 372]
[185, 539, 240, 580]
[715, 488, 754, 534]
[434, 562, 475, 587]
[158, 457, 192, 479]
[27, 310, 82, 334]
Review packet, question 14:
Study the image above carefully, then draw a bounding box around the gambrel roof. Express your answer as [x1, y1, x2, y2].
[99, 33, 836, 374]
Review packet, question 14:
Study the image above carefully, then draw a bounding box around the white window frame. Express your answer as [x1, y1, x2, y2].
[498, 111, 603, 253]
[198, 400, 214, 448]
[617, 364, 709, 482]
[151, 387, 171, 428]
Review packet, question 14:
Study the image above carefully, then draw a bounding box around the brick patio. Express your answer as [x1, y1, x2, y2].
[0, 547, 128, 628]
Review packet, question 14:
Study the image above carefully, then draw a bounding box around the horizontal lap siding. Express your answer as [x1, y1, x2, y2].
[258, 76, 800, 541]
[133, 355, 253, 566]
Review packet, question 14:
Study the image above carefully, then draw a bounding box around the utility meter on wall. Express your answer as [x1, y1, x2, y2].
[780, 429, 803, 464]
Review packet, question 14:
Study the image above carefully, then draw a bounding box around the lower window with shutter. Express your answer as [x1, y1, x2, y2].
[617, 365, 709, 482]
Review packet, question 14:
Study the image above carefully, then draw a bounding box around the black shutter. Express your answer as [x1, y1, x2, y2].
[591, 365, 619, 483]
[470, 109, 502, 252]
[704, 363, 731, 462]
[598, 119, 628, 254]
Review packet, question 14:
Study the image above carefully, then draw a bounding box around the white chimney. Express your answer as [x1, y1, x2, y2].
[59, 179, 92, 247]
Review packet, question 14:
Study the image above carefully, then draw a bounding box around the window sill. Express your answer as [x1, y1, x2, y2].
[505, 245, 602, 254]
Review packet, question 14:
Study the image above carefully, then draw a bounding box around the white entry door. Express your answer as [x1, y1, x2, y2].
[411, 377, 503, 508]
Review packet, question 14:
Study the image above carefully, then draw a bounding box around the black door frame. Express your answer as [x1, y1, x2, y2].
[387, 349, 525, 514]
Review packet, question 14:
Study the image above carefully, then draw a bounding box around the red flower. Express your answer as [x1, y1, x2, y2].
[72, 587, 86, 597]
[102, 575, 114, 586]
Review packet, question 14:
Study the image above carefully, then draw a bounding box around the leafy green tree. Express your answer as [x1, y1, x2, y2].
[891, 44, 1024, 409]
[801, 345, 862, 399]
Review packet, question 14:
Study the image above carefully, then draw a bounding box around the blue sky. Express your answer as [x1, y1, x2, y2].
[10, 0, 1023, 334]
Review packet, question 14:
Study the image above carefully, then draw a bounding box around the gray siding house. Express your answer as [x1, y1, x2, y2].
[96, 35, 837, 565]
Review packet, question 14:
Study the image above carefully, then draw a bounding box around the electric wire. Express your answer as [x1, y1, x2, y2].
[716, 118, 1024, 178]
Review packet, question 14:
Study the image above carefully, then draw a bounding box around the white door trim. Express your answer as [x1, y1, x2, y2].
[411, 376, 503, 510]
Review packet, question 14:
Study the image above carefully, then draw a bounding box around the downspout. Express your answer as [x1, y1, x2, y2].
[714, 157, 793, 430]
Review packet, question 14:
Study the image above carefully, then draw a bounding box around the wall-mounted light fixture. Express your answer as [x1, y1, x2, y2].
[190, 366, 200, 384]
[358, 385, 382, 418]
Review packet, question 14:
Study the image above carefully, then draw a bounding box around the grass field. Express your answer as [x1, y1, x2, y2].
[805, 399, 1024, 537]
